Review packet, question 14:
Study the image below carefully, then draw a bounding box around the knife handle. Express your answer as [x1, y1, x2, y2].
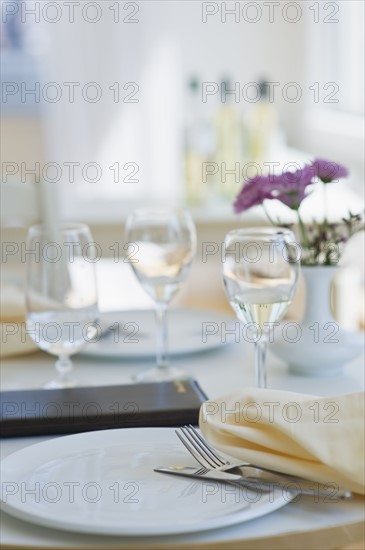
[231, 466, 352, 500]
[237, 478, 352, 500]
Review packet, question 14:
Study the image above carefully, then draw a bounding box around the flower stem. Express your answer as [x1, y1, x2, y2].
[297, 210, 311, 260]
[262, 202, 277, 227]
[323, 181, 328, 223]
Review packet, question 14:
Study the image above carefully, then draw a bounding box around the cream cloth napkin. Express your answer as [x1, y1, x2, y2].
[199, 388, 365, 494]
[0, 283, 38, 358]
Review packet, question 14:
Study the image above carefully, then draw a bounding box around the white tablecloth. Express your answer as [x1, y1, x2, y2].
[1, 324, 364, 549]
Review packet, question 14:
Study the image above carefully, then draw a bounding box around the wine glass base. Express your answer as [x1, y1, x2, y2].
[133, 366, 190, 383]
[44, 377, 77, 390]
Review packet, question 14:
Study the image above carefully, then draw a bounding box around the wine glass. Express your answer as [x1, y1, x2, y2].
[25, 223, 99, 388]
[222, 227, 300, 388]
[125, 208, 197, 382]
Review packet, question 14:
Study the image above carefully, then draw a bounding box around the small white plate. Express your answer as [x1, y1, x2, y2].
[0, 428, 292, 536]
[80, 309, 237, 359]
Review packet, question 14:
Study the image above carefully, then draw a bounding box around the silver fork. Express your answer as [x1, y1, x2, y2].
[174, 425, 353, 499]
[176, 425, 311, 479]
[176, 424, 265, 472]
[175, 425, 232, 470]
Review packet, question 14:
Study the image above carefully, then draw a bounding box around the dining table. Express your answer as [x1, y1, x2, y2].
[1, 305, 364, 550]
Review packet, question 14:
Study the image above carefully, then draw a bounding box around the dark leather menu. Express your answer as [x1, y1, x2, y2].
[0, 379, 208, 437]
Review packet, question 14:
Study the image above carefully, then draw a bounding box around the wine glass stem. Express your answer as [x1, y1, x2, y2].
[155, 303, 169, 370]
[55, 355, 73, 380]
[254, 339, 267, 388]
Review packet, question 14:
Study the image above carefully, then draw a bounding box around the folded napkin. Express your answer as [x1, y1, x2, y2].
[0, 283, 38, 358]
[199, 388, 365, 494]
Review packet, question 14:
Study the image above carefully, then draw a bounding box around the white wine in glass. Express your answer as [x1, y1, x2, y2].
[26, 223, 99, 388]
[222, 228, 300, 388]
[125, 209, 197, 382]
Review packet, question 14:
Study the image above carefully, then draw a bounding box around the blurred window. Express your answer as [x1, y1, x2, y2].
[1, 0, 40, 114]
[1, 0, 23, 50]
[310, 0, 364, 117]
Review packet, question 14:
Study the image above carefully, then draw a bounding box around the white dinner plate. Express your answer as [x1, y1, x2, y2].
[79, 309, 238, 359]
[0, 428, 292, 536]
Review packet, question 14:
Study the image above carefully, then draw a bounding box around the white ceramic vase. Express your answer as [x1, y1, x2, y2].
[270, 266, 364, 376]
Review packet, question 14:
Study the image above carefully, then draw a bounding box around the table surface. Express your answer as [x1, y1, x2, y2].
[1, 310, 364, 550]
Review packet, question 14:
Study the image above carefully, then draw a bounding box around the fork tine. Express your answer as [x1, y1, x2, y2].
[176, 427, 218, 469]
[185, 425, 226, 468]
[180, 426, 219, 469]
[187, 425, 227, 466]
[175, 430, 212, 469]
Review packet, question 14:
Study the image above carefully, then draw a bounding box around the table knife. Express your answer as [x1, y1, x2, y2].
[154, 466, 352, 499]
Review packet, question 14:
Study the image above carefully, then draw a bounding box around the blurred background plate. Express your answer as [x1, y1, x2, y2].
[79, 309, 237, 359]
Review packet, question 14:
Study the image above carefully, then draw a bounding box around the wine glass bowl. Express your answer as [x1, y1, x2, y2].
[125, 208, 197, 382]
[222, 227, 300, 388]
[25, 223, 99, 388]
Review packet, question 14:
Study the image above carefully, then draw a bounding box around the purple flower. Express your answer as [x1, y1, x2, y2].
[232, 155, 358, 266]
[312, 158, 349, 183]
[273, 164, 314, 210]
[234, 164, 315, 214]
[234, 159, 349, 215]
[233, 175, 273, 213]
